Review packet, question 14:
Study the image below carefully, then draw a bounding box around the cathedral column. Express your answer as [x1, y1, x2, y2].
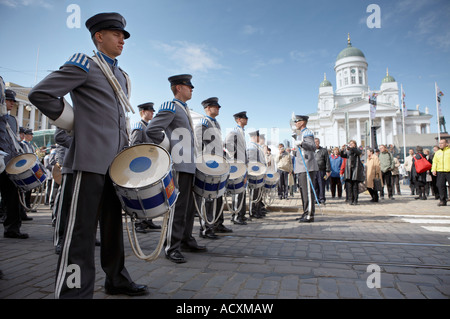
[40, 112, 47, 130]
[392, 116, 397, 136]
[29, 105, 35, 130]
[17, 103, 24, 127]
[333, 120, 339, 146]
[381, 117, 386, 145]
[356, 118, 361, 146]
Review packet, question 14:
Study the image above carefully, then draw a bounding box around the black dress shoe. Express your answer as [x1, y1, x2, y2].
[22, 216, 33, 221]
[166, 250, 186, 263]
[143, 220, 161, 230]
[299, 217, 314, 223]
[233, 218, 247, 225]
[199, 231, 219, 240]
[181, 244, 208, 253]
[4, 232, 29, 239]
[105, 282, 149, 296]
[214, 225, 233, 233]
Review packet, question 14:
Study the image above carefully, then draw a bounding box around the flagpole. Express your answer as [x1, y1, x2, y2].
[436, 82, 441, 142]
[401, 84, 407, 162]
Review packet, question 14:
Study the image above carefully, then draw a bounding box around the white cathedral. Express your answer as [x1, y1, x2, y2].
[307, 35, 433, 149]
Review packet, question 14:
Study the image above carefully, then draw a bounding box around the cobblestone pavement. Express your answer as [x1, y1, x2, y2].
[1, 184, 449, 301]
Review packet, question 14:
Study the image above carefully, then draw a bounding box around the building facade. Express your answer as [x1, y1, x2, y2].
[307, 35, 432, 149]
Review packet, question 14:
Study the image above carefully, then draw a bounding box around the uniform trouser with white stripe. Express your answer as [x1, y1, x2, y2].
[197, 195, 223, 234]
[298, 171, 316, 218]
[165, 172, 197, 255]
[54, 173, 73, 247]
[55, 171, 132, 299]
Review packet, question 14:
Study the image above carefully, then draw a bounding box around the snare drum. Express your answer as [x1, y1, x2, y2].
[264, 172, 279, 190]
[194, 154, 230, 199]
[247, 162, 266, 189]
[6, 153, 47, 192]
[226, 162, 247, 194]
[109, 144, 178, 220]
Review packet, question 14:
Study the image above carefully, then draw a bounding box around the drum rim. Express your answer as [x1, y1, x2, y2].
[110, 143, 173, 189]
[5, 153, 39, 175]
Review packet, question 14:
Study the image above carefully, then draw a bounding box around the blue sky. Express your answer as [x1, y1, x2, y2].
[1, 0, 449, 145]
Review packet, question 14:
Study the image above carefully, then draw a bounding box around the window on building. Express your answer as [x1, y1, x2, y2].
[351, 76, 356, 84]
[344, 78, 348, 85]
[359, 76, 363, 84]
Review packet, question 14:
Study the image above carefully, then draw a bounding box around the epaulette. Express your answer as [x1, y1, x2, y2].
[301, 128, 314, 137]
[64, 53, 90, 73]
[158, 101, 176, 114]
[201, 118, 209, 128]
[131, 121, 144, 131]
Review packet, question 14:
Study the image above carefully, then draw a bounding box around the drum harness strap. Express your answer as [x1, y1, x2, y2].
[91, 51, 134, 137]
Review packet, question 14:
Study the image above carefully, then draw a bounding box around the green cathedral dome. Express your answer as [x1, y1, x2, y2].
[336, 34, 365, 61]
[320, 73, 332, 87]
[382, 68, 396, 83]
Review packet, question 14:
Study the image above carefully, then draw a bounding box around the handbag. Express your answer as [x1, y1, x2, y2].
[414, 154, 432, 174]
[373, 178, 382, 192]
[278, 154, 291, 171]
[358, 182, 367, 194]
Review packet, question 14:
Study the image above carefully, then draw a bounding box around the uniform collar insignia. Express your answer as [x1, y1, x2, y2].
[97, 51, 118, 67]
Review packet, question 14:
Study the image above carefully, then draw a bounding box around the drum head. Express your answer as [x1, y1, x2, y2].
[6, 153, 38, 175]
[229, 162, 247, 179]
[248, 162, 266, 176]
[196, 154, 230, 176]
[110, 144, 171, 188]
[265, 172, 279, 182]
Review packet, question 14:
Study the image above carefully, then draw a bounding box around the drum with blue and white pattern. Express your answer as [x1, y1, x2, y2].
[247, 162, 266, 189]
[109, 144, 178, 219]
[194, 154, 230, 199]
[226, 162, 247, 194]
[6, 153, 47, 192]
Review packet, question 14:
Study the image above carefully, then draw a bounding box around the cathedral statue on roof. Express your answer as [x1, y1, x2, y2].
[307, 34, 432, 149]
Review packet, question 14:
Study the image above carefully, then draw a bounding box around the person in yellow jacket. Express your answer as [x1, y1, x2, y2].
[431, 138, 450, 206]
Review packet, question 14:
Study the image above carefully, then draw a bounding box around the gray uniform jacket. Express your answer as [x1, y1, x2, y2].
[247, 142, 266, 165]
[225, 126, 248, 164]
[145, 99, 196, 174]
[20, 141, 34, 154]
[130, 119, 152, 146]
[194, 116, 223, 157]
[293, 127, 318, 173]
[0, 114, 22, 164]
[28, 51, 129, 175]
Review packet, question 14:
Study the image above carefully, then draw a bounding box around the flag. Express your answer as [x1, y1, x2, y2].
[401, 88, 407, 117]
[369, 92, 378, 119]
[437, 86, 444, 103]
[437, 85, 444, 116]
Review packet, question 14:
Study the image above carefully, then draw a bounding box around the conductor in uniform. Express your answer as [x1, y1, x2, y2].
[292, 115, 318, 223]
[28, 12, 148, 298]
[145, 74, 207, 264]
[225, 111, 248, 225]
[0, 88, 28, 239]
[129, 102, 161, 232]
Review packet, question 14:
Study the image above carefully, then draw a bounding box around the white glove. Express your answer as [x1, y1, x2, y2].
[294, 140, 302, 147]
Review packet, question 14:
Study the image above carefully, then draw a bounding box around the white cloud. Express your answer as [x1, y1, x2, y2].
[0, 0, 53, 9]
[242, 24, 263, 35]
[152, 41, 224, 73]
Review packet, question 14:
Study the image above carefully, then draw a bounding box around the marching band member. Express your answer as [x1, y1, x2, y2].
[247, 129, 267, 218]
[292, 115, 318, 223]
[0, 88, 28, 239]
[145, 74, 207, 264]
[225, 111, 248, 225]
[194, 97, 232, 240]
[129, 102, 161, 233]
[29, 12, 148, 298]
